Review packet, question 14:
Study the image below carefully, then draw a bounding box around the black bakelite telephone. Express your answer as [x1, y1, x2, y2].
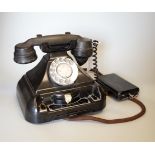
[14, 32, 106, 123]
[14, 32, 146, 124]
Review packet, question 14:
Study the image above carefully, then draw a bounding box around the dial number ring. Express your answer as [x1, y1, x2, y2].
[49, 57, 78, 86]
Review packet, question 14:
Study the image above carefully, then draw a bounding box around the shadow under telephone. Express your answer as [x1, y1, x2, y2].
[14, 32, 146, 124]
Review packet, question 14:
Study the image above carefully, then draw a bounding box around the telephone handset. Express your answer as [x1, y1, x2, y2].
[14, 33, 93, 65]
[14, 32, 106, 123]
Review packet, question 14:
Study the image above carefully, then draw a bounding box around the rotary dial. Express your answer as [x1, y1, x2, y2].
[49, 57, 78, 86]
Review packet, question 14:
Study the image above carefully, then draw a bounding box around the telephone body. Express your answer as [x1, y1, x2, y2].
[14, 33, 106, 123]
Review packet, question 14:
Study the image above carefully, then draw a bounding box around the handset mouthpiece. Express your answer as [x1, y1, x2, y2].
[71, 38, 93, 66]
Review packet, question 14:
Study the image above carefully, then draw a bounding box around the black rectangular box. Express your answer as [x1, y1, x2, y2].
[97, 73, 139, 100]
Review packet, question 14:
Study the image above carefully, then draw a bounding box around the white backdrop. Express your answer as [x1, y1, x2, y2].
[0, 13, 155, 141]
[0, 13, 155, 86]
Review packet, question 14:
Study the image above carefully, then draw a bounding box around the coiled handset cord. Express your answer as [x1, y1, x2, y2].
[92, 40, 99, 80]
[66, 40, 146, 124]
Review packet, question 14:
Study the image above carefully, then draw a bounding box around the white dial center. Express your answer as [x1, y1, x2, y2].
[56, 63, 72, 78]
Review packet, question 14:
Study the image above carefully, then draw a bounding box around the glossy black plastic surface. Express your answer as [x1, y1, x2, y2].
[16, 53, 106, 123]
[14, 33, 106, 123]
[97, 73, 139, 100]
[14, 33, 93, 65]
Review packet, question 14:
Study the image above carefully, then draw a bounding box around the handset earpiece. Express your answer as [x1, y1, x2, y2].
[71, 38, 93, 66]
[14, 44, 37, 64]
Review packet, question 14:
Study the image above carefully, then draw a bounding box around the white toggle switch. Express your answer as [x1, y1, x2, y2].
[64, 93, 72, 104]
